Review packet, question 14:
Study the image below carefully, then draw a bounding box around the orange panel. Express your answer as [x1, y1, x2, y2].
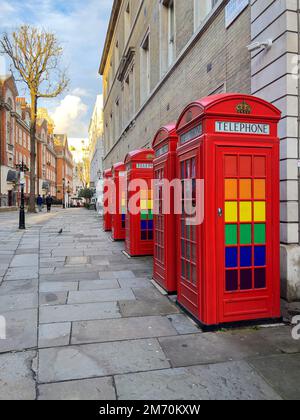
[254, 179, 266, 200]
[225, 179, 237, 200]
[240, 179, 252, 200]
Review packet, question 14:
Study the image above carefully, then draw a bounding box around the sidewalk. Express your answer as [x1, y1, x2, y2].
[0, 208, 299, 400]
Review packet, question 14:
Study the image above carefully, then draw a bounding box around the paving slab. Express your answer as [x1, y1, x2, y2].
[158, 330, 281, 368]
[117, 278, 152, 289]
[257, 325, 300, 354]
[99, 271, 136, 280]
[0, 309, 37, 353]
[119, 299, 180, 317]
[115, 361, 281, 400]
[0, 279, 38, 295]
[78, 280, 120, 291]
[249, 354, 300, 400]
[0, 292, 38, 312]
[40, 272, 100, 282]
[38, 377, 116, 400]
[38, 322, 71, 348]
[10, 254, 39, 267]
[5, 267, 38, 280]
[166, 314, 200, 335]
[39, 302, 121, 323]
[67, 288, 136, 304]
[40, 282, 78, 293]
[38, 338, 170, 383]
[39, 292, 68, 306]
[71, 316, 178, 345]
[66, 256, 89, 265]
[0, 351, 36, 400]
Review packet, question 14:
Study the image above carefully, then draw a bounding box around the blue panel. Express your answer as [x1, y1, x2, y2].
[225, 247, 238, 268]
[254, 246, 266, 266]
[148, 220, 153, 230]
[240, 247, 252, 267]
[148, 231, 153, 240]
[122, 214, 126, 221]
[141, 221, 147, 230]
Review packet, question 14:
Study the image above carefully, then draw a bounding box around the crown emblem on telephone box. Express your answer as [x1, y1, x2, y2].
[236, 101, 251, 114]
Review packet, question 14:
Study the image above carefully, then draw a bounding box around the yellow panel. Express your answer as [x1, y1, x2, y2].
[121, 199, 126, 206]
[240, 202, 252, 222]
[240, 179, 252, 200]
[141, 200, 147, 210]
[225, 179, 237, 200]
[225, 202, 238, 222]
[254, 202, 266, 222]
[148, 200, 153, 209]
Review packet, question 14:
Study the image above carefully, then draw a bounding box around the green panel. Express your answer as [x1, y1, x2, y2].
[141, 213, 148, 220]
[240, 224, 252, 245]
[254, 224, 266, 244]
[225, 225, 237, 245]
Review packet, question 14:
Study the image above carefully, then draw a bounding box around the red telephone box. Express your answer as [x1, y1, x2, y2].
[103, 169, 112, 232]
[111, 162, 127, 241]
[152, 124, 178, 293]
[124, 149, 154, 257]
[176, 93, 281, 329]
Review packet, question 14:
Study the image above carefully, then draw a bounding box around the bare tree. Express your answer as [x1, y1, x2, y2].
[0, 25, 69, 212]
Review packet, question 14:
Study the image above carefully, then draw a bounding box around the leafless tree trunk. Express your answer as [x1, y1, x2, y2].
[0, 25, 69, 212]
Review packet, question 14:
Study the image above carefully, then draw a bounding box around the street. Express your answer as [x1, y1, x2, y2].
[0, 208, 299, 400]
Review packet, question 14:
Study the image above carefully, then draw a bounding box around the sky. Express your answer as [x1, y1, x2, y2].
[0, 0, 113, 140]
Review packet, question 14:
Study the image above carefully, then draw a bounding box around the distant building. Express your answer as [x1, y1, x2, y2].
[54, 134, 74, 206]
[0, 72, 74, 207]
[88, 95, 104, 187]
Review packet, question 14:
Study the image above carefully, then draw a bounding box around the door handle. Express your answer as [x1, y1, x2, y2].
[218, 208, 223, 217]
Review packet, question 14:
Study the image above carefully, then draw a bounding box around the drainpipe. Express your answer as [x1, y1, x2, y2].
[297, 0, 300, 245]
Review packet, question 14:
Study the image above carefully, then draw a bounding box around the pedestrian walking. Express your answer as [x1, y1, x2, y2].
[46, 194, 53, 213]
[37, 194, 43, 212]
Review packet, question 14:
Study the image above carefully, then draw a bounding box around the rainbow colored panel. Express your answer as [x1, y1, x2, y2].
[140, 189, 153, 241]
[224, 157, 267, 292]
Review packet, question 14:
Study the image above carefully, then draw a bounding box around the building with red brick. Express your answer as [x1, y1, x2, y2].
[54, 134, 74, 206]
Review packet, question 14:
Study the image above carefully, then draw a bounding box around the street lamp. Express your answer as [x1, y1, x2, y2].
[16, 160, 29, 230]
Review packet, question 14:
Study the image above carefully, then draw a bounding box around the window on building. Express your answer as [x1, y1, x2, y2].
[115, 40, 119, 74]
[129, 65, 135, 119]
[194, 0, 218, 31]
[140, 32, 150, 105]
[160, 0, 176, 76]
[124, 2, 131, 45]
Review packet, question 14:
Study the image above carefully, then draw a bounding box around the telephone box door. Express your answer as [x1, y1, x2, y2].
[216, 147, 280, 324]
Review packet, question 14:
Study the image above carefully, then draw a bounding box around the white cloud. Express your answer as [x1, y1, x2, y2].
[51, 95, 88, 137]
[1, 0, 114, 136]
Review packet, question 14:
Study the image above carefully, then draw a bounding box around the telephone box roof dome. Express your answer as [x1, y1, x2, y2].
[124, 149, 154, 164]
[112, 162, 125, 171]
[176, 93, 281, 132]
[103, 169, 112, 178]
[152, 123, 177, 149]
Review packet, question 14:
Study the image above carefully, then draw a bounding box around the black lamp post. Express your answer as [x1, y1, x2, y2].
[16, 160, 29, 230]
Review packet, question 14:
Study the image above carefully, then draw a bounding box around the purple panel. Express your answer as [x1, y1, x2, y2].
[255, 268, 266, 289]
[240, 269, 252, 290]
[226, 270, 238, 292]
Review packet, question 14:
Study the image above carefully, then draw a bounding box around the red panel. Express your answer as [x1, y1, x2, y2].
[152, 125, 178, 293]
[103, 169, 112, 232]
[176, 93, 281, 328]
[111, 162, 126, 241]
[124, 149, 154, 257]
